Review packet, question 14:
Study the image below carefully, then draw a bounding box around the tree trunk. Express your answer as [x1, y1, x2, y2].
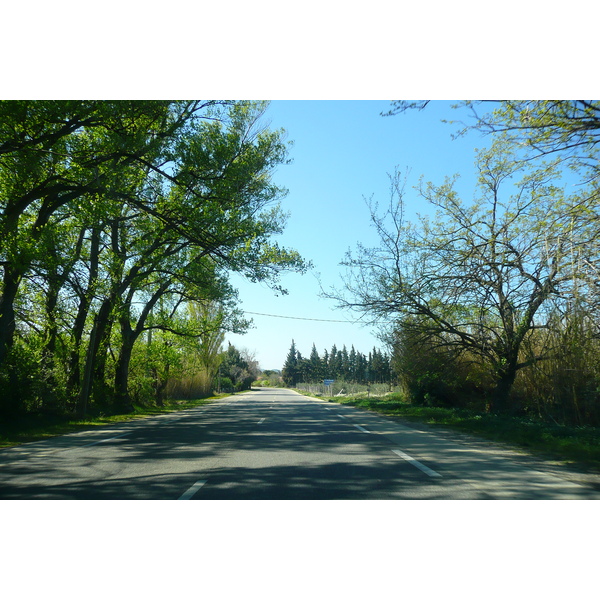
[113, 320, 136, 413]
[0, 268, 22, 416]
[77, 297, 116, 416]
[489, 365, 518, 414]
[67, 294, 89, 401]
[0, 267, 21, 368]
[40, 275, 60, 410]
[153, 362, 169, 407]
[113, 284, 168, 412]
[67, 227, 100, 402]
[76, 318, 97, 419]
[113, 280, 171, 411]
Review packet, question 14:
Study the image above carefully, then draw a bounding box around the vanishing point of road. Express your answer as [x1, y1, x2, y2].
[1, 388, 598, 499]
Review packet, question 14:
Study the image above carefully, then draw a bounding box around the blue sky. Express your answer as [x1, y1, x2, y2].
[225, 100, 488, 369]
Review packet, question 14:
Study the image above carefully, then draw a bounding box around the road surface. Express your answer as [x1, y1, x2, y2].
[1, 388, 598, 499]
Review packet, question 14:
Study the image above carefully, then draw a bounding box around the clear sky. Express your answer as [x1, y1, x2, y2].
[225, 100, 487, 370]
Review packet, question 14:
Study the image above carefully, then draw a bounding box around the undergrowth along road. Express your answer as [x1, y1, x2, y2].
[0, 395, 228, 449]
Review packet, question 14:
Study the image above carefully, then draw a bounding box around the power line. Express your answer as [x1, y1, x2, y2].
[243, 310, 361, 324]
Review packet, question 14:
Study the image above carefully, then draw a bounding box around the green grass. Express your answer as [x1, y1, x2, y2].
[307, 391, 600, 472]
[0, 394, 228, 449]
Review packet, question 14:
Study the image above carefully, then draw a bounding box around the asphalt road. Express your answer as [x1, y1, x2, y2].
[1, 388, 598, 499]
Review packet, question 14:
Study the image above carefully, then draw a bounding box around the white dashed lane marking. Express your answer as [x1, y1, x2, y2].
[81, 432, 130, 447]
[392, 449, 442, 478]
[353, 424, 370, 433]
[179, 479, 208, 500]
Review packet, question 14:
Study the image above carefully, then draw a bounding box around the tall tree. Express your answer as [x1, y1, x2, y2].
[282, 339, 299, 387]
[0, 101, 195, 370]
[322, 348, 329, 378]
[340, 345, 350, 380]
[328, 344, 341, 379]
[0, 101, 309, 417]
[309, 343, 322, 382]
[348, 345, 358, 382]
[328, 142, 598, 412]
[220, 343, 257, 391]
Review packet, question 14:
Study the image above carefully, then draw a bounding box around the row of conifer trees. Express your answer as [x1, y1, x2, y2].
[281, 340, 391, 387]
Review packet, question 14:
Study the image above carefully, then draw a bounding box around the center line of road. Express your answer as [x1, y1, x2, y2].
[82, 432, 130, 447]
[178, 479, 208, 500]
[392, 449, 442, 478]
[353, 424, 370, 433]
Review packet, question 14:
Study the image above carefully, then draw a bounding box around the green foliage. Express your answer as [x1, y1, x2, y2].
[282, 339, 392, 386]
[387, 100, 600, 172]
[219, 343, 259, 391]
[331, 137, 600, 418]
[0, 100, 308, 418]
[463, 100, 600, 167]
[392, 321, 493, 409]
[254, 369, 284, 388]
[281, 339, 299, 386]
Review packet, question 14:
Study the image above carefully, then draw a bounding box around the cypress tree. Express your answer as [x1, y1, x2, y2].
[282, 339, 299, 386]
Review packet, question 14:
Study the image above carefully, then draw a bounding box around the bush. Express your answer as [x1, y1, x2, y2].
[394, 334, 492, 410]
[216, 377, 233, 393]
[0, 341, 70, 417]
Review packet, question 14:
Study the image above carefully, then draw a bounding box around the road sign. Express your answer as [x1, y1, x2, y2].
[324, 379, 334, 385]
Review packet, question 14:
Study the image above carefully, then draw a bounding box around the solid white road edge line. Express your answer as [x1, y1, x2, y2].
[179, 479, 208, 500]
[392, 449, 442, 478]
[353, 424, 370, 433]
